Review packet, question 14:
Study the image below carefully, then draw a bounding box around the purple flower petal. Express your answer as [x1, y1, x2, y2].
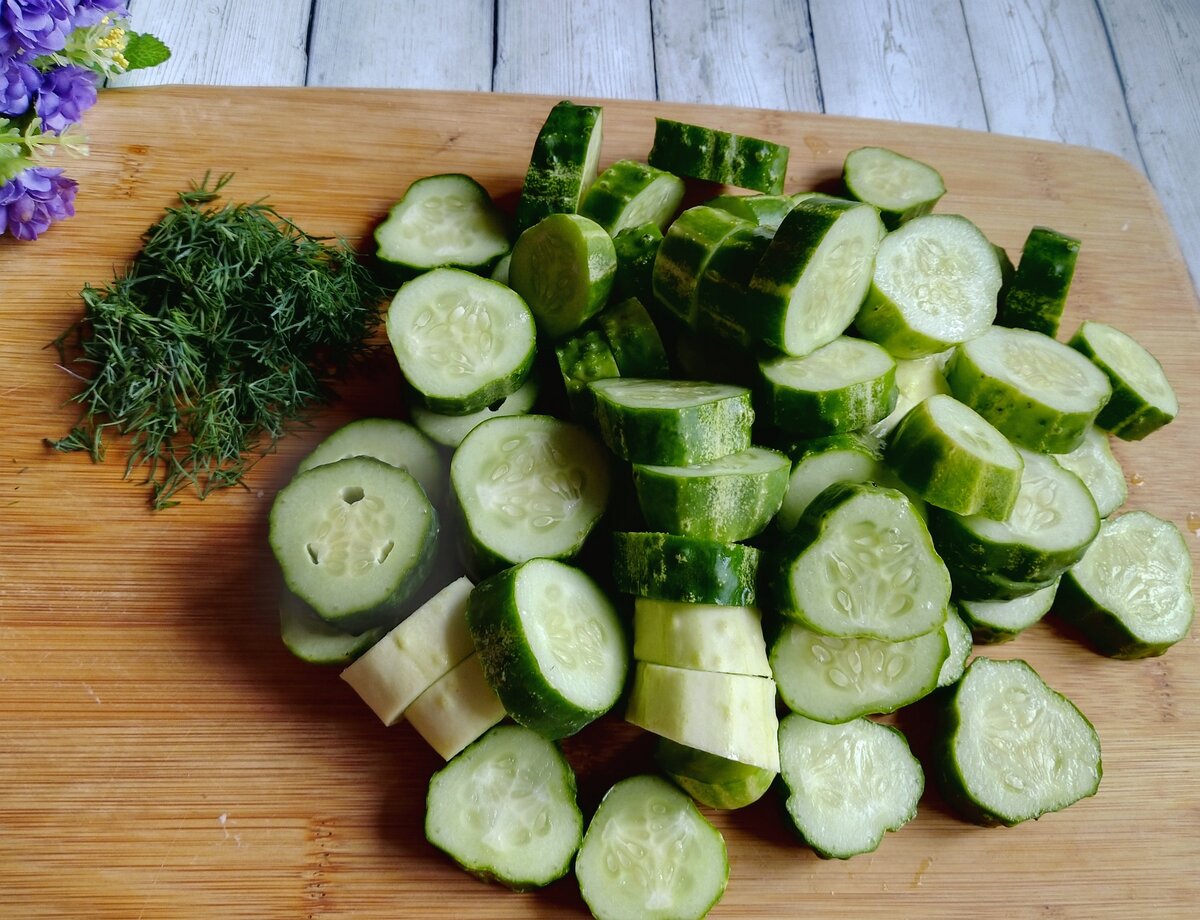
[0, 165, 77, 240]
[72, 1, 130, 29]
[0, 0, 77, 58]
[35, 63, 98, 134]
[1, 54, 40, 116]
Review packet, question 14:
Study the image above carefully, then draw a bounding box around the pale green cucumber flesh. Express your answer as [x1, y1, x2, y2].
[404, 652, 507, 760]
[411, 376, 539, 449]
[774, 433, 883, 532]
[1052, 425, 1127, 518]
[633, 597, 771, 677]
[842, 146, 946, 228]
[580, 159, 685, 234]
[279, 588, 387, 666]
[937, 604, 974, 687]
[1069, 320, 1178, 440]
[375, 173, 509, 271]
[297, 417, 444, 504]
[959, 579, 1058, 644]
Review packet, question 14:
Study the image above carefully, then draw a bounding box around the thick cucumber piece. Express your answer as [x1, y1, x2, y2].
[374, 173, 509, 274]
[937, 603, 973, 688]
[589, 377, 754, 466]
[575, 775, 729, 920]
[279, 589, 387, 666]
[404, 652, 507, 760]
[764, 481, 950, 641]
[648, 116, 789, 194]
[1068, 321, 1178, 440]
[425, 724, 582, 891]
[885, 393, 1024, 520]
[1052, 425, 1127, 518]
[652, 205, 748, 327]
[743, 197, 885, 356]
[580, 159, 685, 234]
[509, 212, 617, 339]
[694, 221, 776, 349]
[996, 226, 1080, 335]
[596, 296, 670, 378]
[928, 448, 1099, 587]
[632, 445, 789, 542]
[770, 619, 948, 723]
[633, 597, 771, 677]
[297, 418, 444, 504]
[756, 336, 898, 437]
[269, 457, 438, 633]
[626, 662, 780, 771]
[705, 191, 797, 228]
[451, 414, 610, 577]
[467, 559, 627, 739]
[944, 325, 1112, 453]
[856, 214, 1002, 358]
[387, 267, 536, 415]
[958, 579, 1058, 644]
[410, 376, 539, 449]
[1055, 511, 1194, 658]
[868, 350, 953, 439]
[555, 326, 621, 420]
[612, 531, 760, 606]
[656, 738, 776, 810]
[935, 657, 1102, 826]
[842, 146, 946, 229]
[774, 432, 883, 532]
[613, 221, 663, 305]
[514, 100, 604, 234]
[778, 714, 924, 859]
[339, 576, 474, 725]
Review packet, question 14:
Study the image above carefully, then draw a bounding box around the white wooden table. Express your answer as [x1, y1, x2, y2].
[114, 0, 1198, 293]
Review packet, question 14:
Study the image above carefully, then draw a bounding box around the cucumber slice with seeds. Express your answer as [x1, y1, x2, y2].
[1054, 511, 1194, 658]
[633, 597, 771, 677]
[935, 657, 1102, 826]
[410, 376, 539, 449]
[648, 117, 789, 194]
[425, 724, 582, 891]
[575, 775, 729, 920]
[468, 559, 627, 739]
[1068, 321, 1178, 440]
[613, 531, 760, 607]
[580, 159, 685, 234]
[297, 417, 443, 504]
[1052, 425, 1127, 518]
[779, 714, 924, 859]
[514, 100, 604, 234]
[386, 267, 536, 415]
[856, 214, 1002, 358]
[842, 146, 946, 229]
[996, 226, 1080, 336]
[958, 578, 1058, 644]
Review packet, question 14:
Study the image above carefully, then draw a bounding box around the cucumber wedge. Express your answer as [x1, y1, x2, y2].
[1068, 321, 1178, 440]
[514, 100, 604, 234]
[655, 738, 776, 810]
[842, 146, 946, 229]
[648, 117, 789, 194]
[580, 159, 685, 234]
[633, 597, 771, 677]
[868, 350, 953, 439]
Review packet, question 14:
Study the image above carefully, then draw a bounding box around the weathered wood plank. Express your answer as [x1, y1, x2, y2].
[1098, 0, 1200, 293]
[962, 0, 1141, 165]
[809, 0, 988, 130]
[493, 0, 656, 98]
[652, 0, 821, 111]
[114, 0, 310, 87]
[306, 0, 493, 89]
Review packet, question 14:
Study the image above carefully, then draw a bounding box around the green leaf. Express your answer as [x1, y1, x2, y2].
[123, 32, 172, 72]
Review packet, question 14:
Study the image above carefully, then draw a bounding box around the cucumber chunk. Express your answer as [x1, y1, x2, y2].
[580, 159, 685, 234]
[279, 588, 387, 666]
[575, 775, 729, 920]
[596, 296, 670, 378]
[935, 657, 1102, 826]
[778, 714, 924, 859]
[842, 146, 946, 229]
[425, 724, 583, 891]
[655, 738, 776, 810]
[1052, 425, 1127, 518]
[612, 531, 760, 607]
[1068, 320, 1178, 440]
[1055, 511, 1194, 658]
[694, 221, 776, 349]
[764, 481, 950, 641]
[386, 267, 536, 415]
[404, 652, 507, 760]
[648, 116, 789, 194]
[450, 414, 611, 577]
[268, 456, 438, 633]
[374, 173, 509, 274]
[410, 376, 539, 449]
[996, 226, 1080, 336]
[774, 433, 883, 532]
[633, 597, 771, 677]
[297, 417, 444, 504]
[514, 100, 604, 234]
[944, 325, 1112, 453]
[959, 579, 1058, 644]
[652, 205, 748, 327]
[868, 350, 953, 439]
[613, 222, 664, 305]
[555, 326, 621, 420]
[468, 559, 627, 739]
[856, 214, 1002, 358]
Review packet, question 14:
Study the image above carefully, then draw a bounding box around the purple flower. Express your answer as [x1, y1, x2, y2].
[0, 166, 78, 240]
[0, 0, 77, 58]
[1, 54, 40, 116]
[72, 0, 129, 29]
[34, 63, 96, 133]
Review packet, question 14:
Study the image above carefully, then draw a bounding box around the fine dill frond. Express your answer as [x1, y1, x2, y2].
[46, 176, 385, 509]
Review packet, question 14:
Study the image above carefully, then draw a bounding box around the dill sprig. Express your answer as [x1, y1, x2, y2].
[47, 174, 385, 509]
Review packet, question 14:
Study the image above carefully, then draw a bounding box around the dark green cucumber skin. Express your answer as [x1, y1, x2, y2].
[597, 296, 670, 378]
[946, 559, 1060, 602]
[755, 355, 897, 438]
[467, 563, 625, 739]
[995, 226, 1080, 336]
[613, 222, 663, 305]
[957, 588, 1055, 644]
[611, 531, 760, 606]
[705, 193, 796, 228]
[514, 100, 603, 234]
[652, 205, 749, 327]
[1052, 569, 1178, 659]
[694, 222, 776, 349]
[579, 159, 682, 232]
[1068, 325, 1174, 440]
[648, 117, 789, 194]
[555, 328, 620, 422]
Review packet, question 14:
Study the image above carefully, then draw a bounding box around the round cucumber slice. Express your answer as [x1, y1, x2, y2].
[279, 588, 387, 666]
[580, 159, 685, 234]
[612, 531, 760, 607]
[633, 597, 770, 677]
[269, 456, 438, 633]
[410, 376, 539, 449]
[655, 738, 776, 810]
[958, 579, 1058, 644]
[945, 325, 1112, 453]
[1054, 510, 1194, 658]
[1068, 320, 1178, 440]
[386, 267, 536, 415]
[778, 714, 924, 859]
[425, 724, 582, 891]
[935, 657, 1102, 826]
[1052, 425, 1127, 518]
[575, 775, 729, 920]
[842, 146, 946, 229]
[468, 559, 627, 739]
[297, 417, 444, 504]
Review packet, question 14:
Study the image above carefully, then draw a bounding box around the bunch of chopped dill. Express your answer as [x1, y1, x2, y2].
[48, 174, 385, 509]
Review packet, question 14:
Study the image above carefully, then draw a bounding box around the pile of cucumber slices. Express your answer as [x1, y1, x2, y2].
[266, 100, 1192, 918]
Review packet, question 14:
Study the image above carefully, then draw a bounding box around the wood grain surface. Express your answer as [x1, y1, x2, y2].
[2, 86, 1198, 919]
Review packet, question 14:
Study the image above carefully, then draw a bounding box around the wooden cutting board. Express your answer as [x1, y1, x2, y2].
[2, 87, 1198, 919]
